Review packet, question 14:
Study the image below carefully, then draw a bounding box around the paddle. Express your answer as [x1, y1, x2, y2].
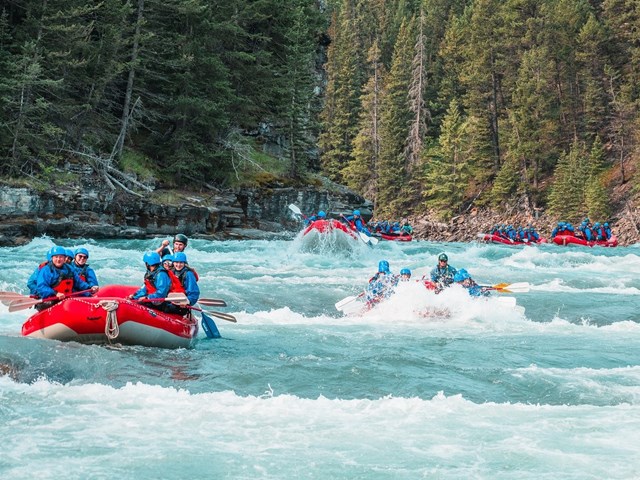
[288, 204, 307, 219]
[197, 298, 227, 307]
[0, 293, 34, 306]
[359, 231, 379, 246]
[200, 311, 221, 339]
[137, 292, 190, 305]
[0, 291, 33, 302]
[185, 304, 237, 323]
[8, 289, 93, 312]
[335, 292, 365, 311]
[481, 282, 530, 293]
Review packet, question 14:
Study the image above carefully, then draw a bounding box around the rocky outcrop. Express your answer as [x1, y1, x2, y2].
[0, 178, 371, 246]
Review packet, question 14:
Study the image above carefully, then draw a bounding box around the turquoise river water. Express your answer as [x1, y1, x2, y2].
[1, 233, 639, 479]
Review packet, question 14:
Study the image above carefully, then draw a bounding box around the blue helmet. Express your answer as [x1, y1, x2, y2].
[143, 251, 161, 266]
[74, 247, 89, 258]
[454, 269, 470, 282]
[50, 246, 67, 258]
[604, 222, 609, 227]
[353, 210, 361, 216]
[400, 268, 411, 276]
[378, 260, 390, 273]
[46, 246, 57, 261]
[173, 252, 187, 263]
[594, 222, 600, 227]
[438, 252, 448, 262]
[162, 254, 174, 263]
[317, 211, 326, 218]
[65, 248, 74, 259]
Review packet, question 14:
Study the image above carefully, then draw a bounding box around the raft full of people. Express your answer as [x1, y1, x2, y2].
[479, 218, 618, 248]
[550, 219, 617, 247]
[3, 235, 234, 349]
[335, 252, 529, 316]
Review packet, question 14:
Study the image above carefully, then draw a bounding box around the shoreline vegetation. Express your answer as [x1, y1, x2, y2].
[1, 1, 639, 244]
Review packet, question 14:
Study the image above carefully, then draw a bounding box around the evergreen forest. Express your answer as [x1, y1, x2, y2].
[1, 0, 639, 222]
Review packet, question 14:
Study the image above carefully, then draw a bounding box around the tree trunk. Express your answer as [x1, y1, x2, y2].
[114, 0, 144, 161]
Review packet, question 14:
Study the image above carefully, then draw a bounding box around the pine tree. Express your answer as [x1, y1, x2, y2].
[584, 136, 611, 219]
[343, 41, 385, 198]
[576, 13, 610, 140]
[507, 46, 559, 192]
[0, 2, 65, 176]
[319, 1, 364, 181]
[548, 141, 589, 220]
[422, 97, 469, 218]
[376, 17, 415, 217]
[405, 7, 430, 169]
[280, 1, 322, 179]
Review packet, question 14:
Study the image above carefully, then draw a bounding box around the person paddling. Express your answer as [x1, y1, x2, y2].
[129, 252, 185, 314]
[171, 252, 200, 307]
[365, 260, 398, 307]
[453, 269, 490, 297]
[428, 253, 457, 293]
[304, 210, 326, 226]
[70, 248, 99, 296]
[35, 246, 99, 310]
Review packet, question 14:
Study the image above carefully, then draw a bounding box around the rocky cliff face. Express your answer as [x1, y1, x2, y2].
[0, 179, 371, 246]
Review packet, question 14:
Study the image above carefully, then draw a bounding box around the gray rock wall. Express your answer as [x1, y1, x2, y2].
[0, 182, 370, 246]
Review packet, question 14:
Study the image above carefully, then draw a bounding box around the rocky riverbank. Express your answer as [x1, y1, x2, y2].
[0, 177, 372, 247]
[1, 177, 638, 247]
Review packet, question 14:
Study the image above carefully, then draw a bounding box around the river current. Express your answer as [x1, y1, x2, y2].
[1, 234, 639, 479]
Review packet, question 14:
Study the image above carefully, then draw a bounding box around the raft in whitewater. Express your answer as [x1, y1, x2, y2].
[21, 285, 201, 349]
[551, 234, 618, 247]
[375, 232, 413, 242]
[478, 233, 547, 246]
[299, 219, 359, 251]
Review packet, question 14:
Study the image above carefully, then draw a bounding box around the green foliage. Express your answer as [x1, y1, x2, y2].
[319, 3, 365, 181]
[376, 17, 415, 217]
[548, 141, 591, 220]
[0, 0, 322, 188]
[584, 136, 611, 219]
[422, 98, 470, 217]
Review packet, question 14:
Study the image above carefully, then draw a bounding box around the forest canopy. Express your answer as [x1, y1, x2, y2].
[1, 0, 639, 222]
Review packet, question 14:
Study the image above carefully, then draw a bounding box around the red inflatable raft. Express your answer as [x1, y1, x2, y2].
[303, 219, 357, 238]
[552, 234, 618, 247]
[21, 285, 198, 349]
[478, 233, 547, 246]
[377, 232, 413, 242]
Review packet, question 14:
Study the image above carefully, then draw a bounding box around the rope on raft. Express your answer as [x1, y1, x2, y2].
[98, 300, 120, 340]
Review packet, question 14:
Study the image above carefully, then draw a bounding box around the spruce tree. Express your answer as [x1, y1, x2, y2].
[584, 136, 611, 219]
[319, 1, 364, 182]
[344, 41, 385, 198]
[376, 17, 415, 217]
[422, 97, 469, 218]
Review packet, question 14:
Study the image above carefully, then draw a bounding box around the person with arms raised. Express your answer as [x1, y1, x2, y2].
[156, 233, 189, 258]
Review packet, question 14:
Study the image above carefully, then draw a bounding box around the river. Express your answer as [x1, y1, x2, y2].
[1, 234, 639, 479]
